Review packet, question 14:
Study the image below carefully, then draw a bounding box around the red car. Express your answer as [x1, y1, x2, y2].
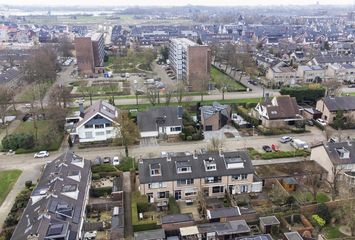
[271, 144, 280, 151]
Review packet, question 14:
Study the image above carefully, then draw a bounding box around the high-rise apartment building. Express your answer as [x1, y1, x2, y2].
[169, 38, 211, 91]
[75, 33, 105, 75]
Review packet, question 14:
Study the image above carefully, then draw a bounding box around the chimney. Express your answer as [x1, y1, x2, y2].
[166, 154, 171, 162]
[264, 93, 270, 103]
[193, 150, 198, 159]
[79, 102, 85, 118]
[219, 148, 224, 157]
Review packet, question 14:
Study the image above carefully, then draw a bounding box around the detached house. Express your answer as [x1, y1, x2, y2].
[137, 106, 183, 138]
[311, 141, 355, 184]
[316, 96, 355, 124]
[200, 102, 231, 131]
[11, 152, 91, 240]
[69, 100, 119, 143]
[138, 151, 262, 204]
[254, 94, 303, 129]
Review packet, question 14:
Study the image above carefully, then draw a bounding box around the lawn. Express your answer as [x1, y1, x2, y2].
[211, 66, 246, 92]
[14, 120, 63, 153]
[0, 170, 22, 206]
[305, 192, 330, 203]
[131, 191, 159, 232]
[324, 225, 345, 239]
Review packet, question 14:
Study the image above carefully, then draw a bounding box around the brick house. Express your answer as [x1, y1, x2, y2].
[315, 96, 355, 124]
[200, 102, 231, 131]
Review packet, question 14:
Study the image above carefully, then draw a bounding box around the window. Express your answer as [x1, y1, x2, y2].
[170, 126, 181, 132]
[150, 169, 161, 176]
[95, 124, 104, 129]
[158, 191, 169, 199]
[177, 167, 192, 173]
[106, 130, 112, 135]
[85, 132, 93, 139]
[148, 182, 167, 189]
[177, 179, 194, 186]
[185, 189, 197, 196]
[204, 176, 222, 184]
[84, 124, 93, 129]
[106, 123, 112, 127]
[241, 185, 248, 193]
[212, 186, 224, 194]
[94, 115, 103, 119]
[232, 174, 248, 181]
[205, 125, 213, 131]
[96, 132, 105, 136]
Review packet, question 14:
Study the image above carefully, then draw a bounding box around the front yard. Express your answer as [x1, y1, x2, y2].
[211, 66, 247, 92]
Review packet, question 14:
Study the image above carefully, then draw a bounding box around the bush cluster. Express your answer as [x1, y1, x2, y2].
[90, 187, 112, 197]
[2, 133, 35, 150]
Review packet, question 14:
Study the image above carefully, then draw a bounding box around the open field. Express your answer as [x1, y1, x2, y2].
[0, 170, 22, 206]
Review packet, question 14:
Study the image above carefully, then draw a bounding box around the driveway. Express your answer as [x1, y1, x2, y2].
[203, 125, 241, 141]
[123, 172, 133, 238]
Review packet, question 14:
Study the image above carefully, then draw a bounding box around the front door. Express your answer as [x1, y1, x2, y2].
[175, 190, 181, 200]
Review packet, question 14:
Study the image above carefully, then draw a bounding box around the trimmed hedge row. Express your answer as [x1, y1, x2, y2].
[90, 187, 112, 197]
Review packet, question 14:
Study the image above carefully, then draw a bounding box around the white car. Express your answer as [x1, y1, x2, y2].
[316, 118, 327, 126]
[34, 151, 49, 158]
[112, 156, 120, 166]
[280, 136, 292, 143]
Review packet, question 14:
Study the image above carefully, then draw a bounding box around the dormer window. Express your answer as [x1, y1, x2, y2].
[176, 160, 192, 174]
[204, 158, 217, 171]
[225, 157, 244, 169]
[335, 147, 350, 159]
[149, 163, 161, 176]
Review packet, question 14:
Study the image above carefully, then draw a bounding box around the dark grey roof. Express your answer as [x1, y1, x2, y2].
[262, 95, 300, 120]
[236, 234, 274, 240]
[138, 151, 254, 184]
[259, 216, 280, 226]
[207, 207, 240, 219]
[200, 102, 230, 120]
[161, 213, 194, 224]
[137, 106, 183, 132]
[77, 100, 117, 127]
[198, 220, 250, 236]
[284, 232, 303, 240]
[323, 96, 355, 112]
[11, 152, 91, 240]
[134, 229, 166, 240]
[324, 141, 355, 165]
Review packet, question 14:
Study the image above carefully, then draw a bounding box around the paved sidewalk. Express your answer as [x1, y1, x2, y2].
[123, 172, 133, 238]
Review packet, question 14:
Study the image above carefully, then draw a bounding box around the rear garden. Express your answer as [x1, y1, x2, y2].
[0, 170, 22, 205]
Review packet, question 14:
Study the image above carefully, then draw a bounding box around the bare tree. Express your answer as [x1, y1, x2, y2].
[207, 137, 225, 152]
[164, 89, 173, 106]
[326, 164, 344, 201]
[302, 156, 322, 202]
[174, 82, 186, 104]
[323, 79, 342, 97]
[146, 86, 159, 106]
[58, 35, 74, 58]
[80, 86, 94, 106]
[50, 84, 72, 108]
[0, 86, 12, 135]
[114, 111, 140, 157]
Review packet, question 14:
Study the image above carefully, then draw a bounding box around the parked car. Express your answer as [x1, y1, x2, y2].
[290, 139, 309, 149]
[271, 144, 280, 151]
[94, 156, 102, 165]
[262, 145, 272, 152]
[280, 136, 292, 143]
[316, 118, 327, 126]
[22, 113, 32, 122]
[348, 84, 355, 88]
[103, 157, 111, 164]
[329, 137, 339, 143]
[306, 119, 314, 126]
[112, 156, 120, 166]
[34, 151, 49, 158]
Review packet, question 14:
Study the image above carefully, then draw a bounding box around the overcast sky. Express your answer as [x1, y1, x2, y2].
[0, 0, 353, 6]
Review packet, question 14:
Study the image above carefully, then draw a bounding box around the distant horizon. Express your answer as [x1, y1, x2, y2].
[0, 0, 353, 7]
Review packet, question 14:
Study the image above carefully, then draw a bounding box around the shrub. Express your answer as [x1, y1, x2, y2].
[186, 136, 192, 141]
[91, 164, 117, 174]
[25, 181, 32, 189]
[179, 132, 186, 140]
[316, 203, 331, 224]
[236, 106, 260, 127]
[117, 157, 136, 172]
[280, 86, 325, 104]
[90, 187, 112, 197]
[312, 214, 326, 227]
[183, 125, 196, 136]
[2, 133, 35, 150]
[133, 222, 159, 232]
[92, 173, 100, 180]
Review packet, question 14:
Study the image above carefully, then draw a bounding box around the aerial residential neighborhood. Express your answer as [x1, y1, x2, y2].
[0, 2, 355, 240]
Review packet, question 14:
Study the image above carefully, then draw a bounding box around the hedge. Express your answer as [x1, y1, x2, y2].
[168, 197, 180, 214]
[117, 157, 137, 172]
[248, 147, 310, 160]
[280, 86, 325, 104]
[133, 222, 159, 232]
[236, 106, 260, 127]
[91, 164, 117, 174]
[1, 133, 35, 151]
[90, 187, 112, 197]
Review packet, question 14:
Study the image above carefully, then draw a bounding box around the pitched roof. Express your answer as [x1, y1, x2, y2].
[198, 220, 250, 235]
[76, 100, 118, 128]
[207, 207, 241, 219]
[138, 151, 254, 184]
[161, 213, 193, 224]
[323, 96, 355, 112]
[324, 141, 355, 165]
[200, 102, 231, 120]
[259, 216, 280, 226]
[11, 152, 91, 240]
[137, 106, 183, 132]
[134, 229, 165, 240]
[262, 95, 300, 120]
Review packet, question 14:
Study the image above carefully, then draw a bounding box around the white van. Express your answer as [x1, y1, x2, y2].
[290, 139, 309, 149]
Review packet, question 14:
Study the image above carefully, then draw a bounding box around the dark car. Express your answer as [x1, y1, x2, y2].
[262, 145, 272, 152]
[348, 84, 355, 88]
[22, 113, 32, 122]
[103, 157, 111, 164]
